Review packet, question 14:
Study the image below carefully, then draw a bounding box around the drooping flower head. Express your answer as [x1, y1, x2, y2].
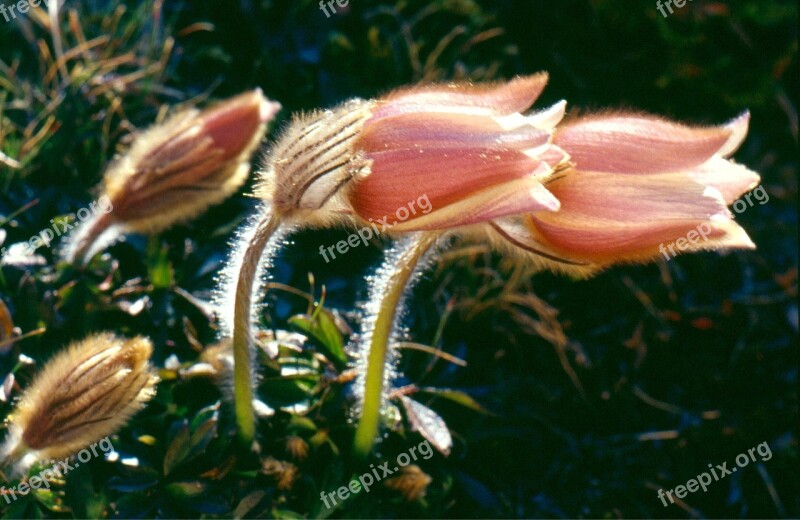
[487, 111, 760, 275]
[228, 73, 762, 452]
[255, 73, 567, 232]
[66, 89, 281, 265]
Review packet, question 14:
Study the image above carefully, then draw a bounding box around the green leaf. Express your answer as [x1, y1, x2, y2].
[164, 480, 207, 499]
[288, 307, 347, 367]
[416, 387, 492, 415]
[186, 404, 219, 461]
[107, 467, 160, 492]
[147, 239, 174, 289]
[32, 489, 69, 513]
[163, 421, 191, 476]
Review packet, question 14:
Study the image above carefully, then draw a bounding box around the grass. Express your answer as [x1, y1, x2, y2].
[0, 0, 797, 517]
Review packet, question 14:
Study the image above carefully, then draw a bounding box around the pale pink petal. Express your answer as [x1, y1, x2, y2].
[391, 180, 559, 231]
[525, 171, 754, 265]
[488, 218, 590, 268]
[371, 73, 549, 120]
[718, 111, 750, 157]
[494, 100, 567, 131]
[350, 147, 553, 226]
[357, 112, 550, 152]
[554, 114, 733, 174]
[687, 156, 761, 204]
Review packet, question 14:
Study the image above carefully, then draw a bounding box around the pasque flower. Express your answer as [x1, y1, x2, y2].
[347, 73, 568, 230]
[223, 74, 567, 446]
[334, 77, 762, 456]
[0, 333, 158, 474]
[66, 89, 280, 265]
[487, 111, 760, 275]
[223, 72, 761, 455]
[255, 73, 567, 230]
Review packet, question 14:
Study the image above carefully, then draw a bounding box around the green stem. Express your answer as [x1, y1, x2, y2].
[232, 209, 282, 448]
[353, 232, 440, 457]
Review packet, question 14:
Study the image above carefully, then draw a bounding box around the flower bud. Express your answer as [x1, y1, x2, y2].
[0, 333, 158, 473]
[66, 89, 281, 265]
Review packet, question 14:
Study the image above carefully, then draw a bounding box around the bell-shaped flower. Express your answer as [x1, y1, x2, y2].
[489, 112, 761, 275]
[345, 74, 568, 231]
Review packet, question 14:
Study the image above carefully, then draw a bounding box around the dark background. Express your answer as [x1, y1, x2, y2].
[0, 0, 797, 517]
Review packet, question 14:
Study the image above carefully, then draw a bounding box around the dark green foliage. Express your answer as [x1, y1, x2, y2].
[0, 0, 797, 517]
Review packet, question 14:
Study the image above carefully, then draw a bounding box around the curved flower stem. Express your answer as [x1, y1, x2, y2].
[65, 211, 116, 266]
[232, 208, 282, 448]
[353, 231, 441, 458]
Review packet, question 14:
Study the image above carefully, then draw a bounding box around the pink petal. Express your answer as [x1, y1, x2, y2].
[718, 111, 750, 157]
[489, 218, 590, 268]
[357, 112, 551, 152]
[526, 171, 754, 265]
[391, 180, 559, 231]
[554, 114, 734, 174]
[370, 73, 549, 120]
[199, 89, 278, 162]
[350, 147, 555, 227]
[687, 156, 761, 204]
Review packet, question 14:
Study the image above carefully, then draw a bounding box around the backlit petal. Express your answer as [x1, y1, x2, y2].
[391, 179, 560, 231]
[687, 156, 761, 204]
[554, 114, 733, 174]
[371, 73, 549, 120]
[350, 147, 555, 227]
[525, 171, 754, 266]
[357, 112, 551, 153]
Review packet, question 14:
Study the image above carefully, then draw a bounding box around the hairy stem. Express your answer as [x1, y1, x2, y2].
[65, 211, 116, 266]
[353, 232, 440, 458]
[232, 208, 282, 447]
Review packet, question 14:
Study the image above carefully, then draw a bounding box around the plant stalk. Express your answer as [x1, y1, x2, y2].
[353, 232, 440, 458]
[232, 208, 282, 447]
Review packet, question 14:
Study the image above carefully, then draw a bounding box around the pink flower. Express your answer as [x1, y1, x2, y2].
[255, 74, 760, 276]
[347, 73, 568, 229]
[256, 74, 568, 229]
[489, 112, 760, 274]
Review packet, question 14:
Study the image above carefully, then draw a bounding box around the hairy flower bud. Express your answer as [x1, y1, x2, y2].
[255, 99, 374, 225]
[0, 333, 158, 473]
[66, 89, 281, 265]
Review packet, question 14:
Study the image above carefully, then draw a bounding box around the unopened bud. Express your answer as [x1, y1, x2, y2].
[0, 333, 158, 474]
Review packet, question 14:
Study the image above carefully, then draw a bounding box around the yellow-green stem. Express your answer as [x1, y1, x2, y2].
[353, 232, 439, 457]
[233, 210, 282, 448]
